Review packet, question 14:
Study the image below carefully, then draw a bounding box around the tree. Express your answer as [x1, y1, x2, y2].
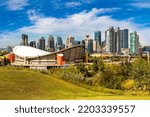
[92, 57, 105, 73]
[76, 63, 89, 77]
[130, 58, 150, 90]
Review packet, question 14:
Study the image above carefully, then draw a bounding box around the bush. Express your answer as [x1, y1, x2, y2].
[130, 58, 150, 90]
[121, 79, 135, 90]
[92, 57, 105, 73]
[47, 58, 150, 92]
[92, 65, 123, 89]
[59, 66, 86, 84]
[76, 63, 90, 77]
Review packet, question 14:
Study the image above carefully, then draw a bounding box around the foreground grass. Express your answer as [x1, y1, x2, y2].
[0, 67, 150, 100]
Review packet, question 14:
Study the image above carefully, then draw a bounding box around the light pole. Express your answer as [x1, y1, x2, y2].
[147, 52, 149, 64]
[128, 55, 130, 63]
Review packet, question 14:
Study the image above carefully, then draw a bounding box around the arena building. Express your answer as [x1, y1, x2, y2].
[12, 45, 85, 69]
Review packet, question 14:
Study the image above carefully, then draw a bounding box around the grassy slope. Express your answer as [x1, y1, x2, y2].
[0, 68, 150, 100]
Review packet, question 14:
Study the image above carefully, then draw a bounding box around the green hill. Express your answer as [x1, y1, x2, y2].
[0, 67, 102, 99]
[0, 67, 150, 100]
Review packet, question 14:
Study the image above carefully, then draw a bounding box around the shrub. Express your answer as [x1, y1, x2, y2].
[121, 79, 135, 90]
[59, 66, 86, 84]
[92, 57, 105, 73]
[130, 58, 150, 90]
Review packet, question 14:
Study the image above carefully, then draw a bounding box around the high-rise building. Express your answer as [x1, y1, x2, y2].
[29, 41, 36, 48]
[21, 34, 28, 46]
[37, 37, 45, 50]
[142, 46, 150, 53]
[94, 31, 101, 45]
[120, 29, 128, 48]
[105, 26, 115, 53]
[130, 31, 139, 55]
[85, 35, 93, 55]
[101, 40, 106, 48]
[65, 35, 75, 48]
[105, 27, 126, 54]
[6, 46, 13, 53]
[94, 31, 101, 53]
[115, 27, 121, 53]
[47, 35, 55, 52]
[62, 44, 65, 49]
[81, 40, 85, 46]
[56, 36, 63, 51]
[74, 41, 80, 45]
[93, 41, 98, 52]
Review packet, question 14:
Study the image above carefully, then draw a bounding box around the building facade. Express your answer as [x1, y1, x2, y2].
[94, 31, 101, 46]
[85, 35, 93, 55]
[56, 36, 63, 51]
[29, 41, 36, 48]
[65, 35, 75, 48]
[130, 31, 139, 55]
[115, 27, 121, 53]
[142, 46, 150, 53]
[37, 37, 45, 50]
[105, 26, 115, 53]
[6, 46, 13, 53]
[47, 35, 55, 52]
[105, 27, 129, 55]
[12, 45, 85, 69]
[120, 29, 128, 49]
[21, 34, 28, 46]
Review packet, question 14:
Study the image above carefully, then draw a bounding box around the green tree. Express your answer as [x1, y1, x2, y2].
[92, 57, 105, 73]
[76, 63, 89, 77]
[130, 58, 150, 90]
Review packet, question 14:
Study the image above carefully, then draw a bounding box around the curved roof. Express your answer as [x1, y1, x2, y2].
[13, 46, 50, 58]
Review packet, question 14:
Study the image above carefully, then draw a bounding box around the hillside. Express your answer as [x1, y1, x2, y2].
[0, 67, 150, 100]
[0, 67, 103, 99]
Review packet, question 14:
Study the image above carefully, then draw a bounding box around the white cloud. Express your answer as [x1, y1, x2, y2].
[0, 8, 150, 47]
[65, 1, 81, 8]
[50, 0, 94, 10]
[0, 32, 21, 47]
[130, 2, 150, 9]
[21, 8, 121, 32]
[3, 0, 28, 11]
[80, 0, 94, 4]
[27, 9, 44, 23]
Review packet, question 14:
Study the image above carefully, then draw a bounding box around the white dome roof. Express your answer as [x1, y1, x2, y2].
[13, 46, 50, 58]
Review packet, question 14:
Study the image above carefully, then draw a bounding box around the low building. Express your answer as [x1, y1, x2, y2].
[12, 45, 85, 69]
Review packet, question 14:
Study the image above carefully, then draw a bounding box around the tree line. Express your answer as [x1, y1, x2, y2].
[49, 57, 150, 91]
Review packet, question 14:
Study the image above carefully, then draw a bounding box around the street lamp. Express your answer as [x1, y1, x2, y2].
[147, 52, 149, 64]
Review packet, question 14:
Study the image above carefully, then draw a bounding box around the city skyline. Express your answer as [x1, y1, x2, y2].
[0, 0, 150, 47]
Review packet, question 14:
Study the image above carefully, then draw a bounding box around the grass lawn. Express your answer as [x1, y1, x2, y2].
[0, 67, 150, 100]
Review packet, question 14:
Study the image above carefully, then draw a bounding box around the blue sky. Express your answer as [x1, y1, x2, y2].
[0, 0, 150, 47]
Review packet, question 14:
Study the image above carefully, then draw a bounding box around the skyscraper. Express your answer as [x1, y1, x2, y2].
[74, 41, 80, 45]
[94, 31, 101, 45]
[47, 35, 55, 52]
[81, 40, 85, 46]
[115, 27, 121, 53]
[120, 29, 128, 48]
[21, 34, 28, 46]
[6, 46, 13, 53]
[38, 37, 45, 50]
[105, 27, 125, 54]
[85, 35, 93, 55]
[130, 31, 139, 55]
[65, 35, 75, 48]
[93, 41, 98, 52]
[56, 36, 63, 51]
[29, 41, 36, 48]
[105, 26, 115, 53]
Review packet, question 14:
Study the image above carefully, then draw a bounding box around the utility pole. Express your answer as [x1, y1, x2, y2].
[147, 52, 149, 64]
